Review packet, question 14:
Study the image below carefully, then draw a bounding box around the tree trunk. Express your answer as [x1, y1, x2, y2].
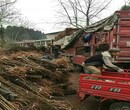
[86, 16, 89, 26]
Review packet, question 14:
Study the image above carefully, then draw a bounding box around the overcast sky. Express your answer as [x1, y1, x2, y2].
[15, 0, 127, 33]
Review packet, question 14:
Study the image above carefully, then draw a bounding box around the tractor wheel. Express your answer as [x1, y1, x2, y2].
[109, 102, 130, 110]
[78, 91, 89, 101]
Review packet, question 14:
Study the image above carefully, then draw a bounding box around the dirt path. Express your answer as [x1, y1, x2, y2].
[65, 95, 99, 110]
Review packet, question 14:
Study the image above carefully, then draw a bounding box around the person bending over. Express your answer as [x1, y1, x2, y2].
[82, 48, 124, 75]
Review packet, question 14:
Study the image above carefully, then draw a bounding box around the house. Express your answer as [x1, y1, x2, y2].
[14, 39, 53, 47]
[45, 31, 62, 40]
[45, 28, 80, 40]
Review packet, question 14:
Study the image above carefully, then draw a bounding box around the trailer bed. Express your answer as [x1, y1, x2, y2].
[78, 72, 130, 102]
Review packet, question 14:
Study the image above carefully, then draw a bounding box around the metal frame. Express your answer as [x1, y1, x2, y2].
[78, 70, 130, 102]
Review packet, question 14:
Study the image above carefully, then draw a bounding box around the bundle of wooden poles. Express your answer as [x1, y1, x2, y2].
[0, 49, 74, 110]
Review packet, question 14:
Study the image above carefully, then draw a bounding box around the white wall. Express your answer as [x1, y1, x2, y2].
[45, 32, 60, 40]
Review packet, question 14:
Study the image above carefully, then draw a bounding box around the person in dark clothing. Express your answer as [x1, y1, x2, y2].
[52, 45, 61, 58]
[82, 48, 124, 75]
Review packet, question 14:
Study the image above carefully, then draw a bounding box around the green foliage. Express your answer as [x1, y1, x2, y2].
[5, 26, 47, 41]
[120, 5, 130, 10]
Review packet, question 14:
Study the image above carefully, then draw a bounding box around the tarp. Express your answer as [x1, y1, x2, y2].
[54, 30, 84, 49]
[61, 29, 84, 49]
[55, 13, 118, 49]
[83, 13, 118, 32]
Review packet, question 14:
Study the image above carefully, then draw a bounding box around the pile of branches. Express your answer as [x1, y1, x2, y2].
[0, 50, 73, 110]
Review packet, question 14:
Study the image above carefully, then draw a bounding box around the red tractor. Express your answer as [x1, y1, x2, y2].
[78, 70, 130, 110]
[62, 10, 130, 110]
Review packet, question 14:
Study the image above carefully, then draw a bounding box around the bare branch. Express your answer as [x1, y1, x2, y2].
[0, 0, 21, 26]
[57, 0, 73, 25]
[56, 0, 112, 27]
[0, 0, 17, 7]
[90, 0, 112, 18]
[76, 0, 84, 12]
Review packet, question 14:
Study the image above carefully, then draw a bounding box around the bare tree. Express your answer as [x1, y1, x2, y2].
[0, 0, 19, 25]
[56, 0, 112, 27]
[0, 0, 20, 45]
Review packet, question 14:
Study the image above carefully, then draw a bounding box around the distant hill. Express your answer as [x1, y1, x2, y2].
[4, 26, 46, 42]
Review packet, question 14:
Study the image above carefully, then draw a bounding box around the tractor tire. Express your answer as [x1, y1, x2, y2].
[78, 91, 89, 101]
[109, 102, 130, 110]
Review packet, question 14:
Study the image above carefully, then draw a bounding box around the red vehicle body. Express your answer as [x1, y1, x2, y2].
[65, 11, 130, 68]
[78, 70, 130, 110]
[66, 11, 130, 110]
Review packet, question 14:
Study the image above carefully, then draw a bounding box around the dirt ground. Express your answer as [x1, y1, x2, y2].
[65, 95, 99, 110]
[65, 73, 99, 110]
[63, 73, 110, 110]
